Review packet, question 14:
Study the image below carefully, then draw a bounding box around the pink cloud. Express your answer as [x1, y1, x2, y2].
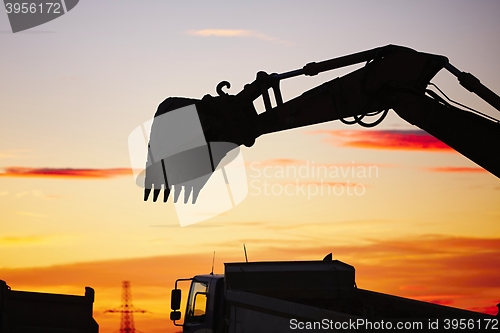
[310, 129, 454, 152]
[0, 167, 132, 179]
[425, 167, 487, 173]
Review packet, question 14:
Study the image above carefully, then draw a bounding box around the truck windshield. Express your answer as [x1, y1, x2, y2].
[185, 281, 208, 324]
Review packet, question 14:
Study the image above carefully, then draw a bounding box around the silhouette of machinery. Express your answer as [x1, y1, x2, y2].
[143, 44, 500, 203]
[0, 280, 98, 332]
[105, 281, 146, 333]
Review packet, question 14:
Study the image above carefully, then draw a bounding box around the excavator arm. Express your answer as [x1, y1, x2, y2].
[145, 44, 500, 202]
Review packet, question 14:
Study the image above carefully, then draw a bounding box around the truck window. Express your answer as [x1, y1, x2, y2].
[185, 281, 208, 324]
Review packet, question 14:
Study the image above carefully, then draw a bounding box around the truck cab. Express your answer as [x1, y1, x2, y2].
[171, 259, 357, 333]
[171, 274, 225, 333]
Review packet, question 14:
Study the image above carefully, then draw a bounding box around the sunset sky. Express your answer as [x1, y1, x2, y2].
[1, 1, 500, 332]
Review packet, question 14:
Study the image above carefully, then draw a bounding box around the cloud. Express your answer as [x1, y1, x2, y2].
[247, 159, 383, 182]
[4, 190, 62, 199]
[0, 167, 132, 179]
[60, 76, 84, 81]
[425, 167, 487, 173]
[0, 149, 32, 159]
[281, 181, 365, 187]
[15, 211, 47, 218]
[186, 29, 291, 45]
[32, 190, 63, 199]
[246, 158, 300, 166]
[0, 235, 46, 246]
[247, 159, 391, 168]
[310, 129, 454, 152]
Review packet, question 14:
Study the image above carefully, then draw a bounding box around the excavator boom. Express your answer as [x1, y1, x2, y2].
[145, 45, 500, 202]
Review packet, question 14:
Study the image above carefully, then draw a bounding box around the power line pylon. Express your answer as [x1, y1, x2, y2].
[105, 281, 146, 333]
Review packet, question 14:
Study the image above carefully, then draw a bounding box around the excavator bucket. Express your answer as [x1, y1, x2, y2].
[145, 102, 213, 203]
[129, 97, 247, 213]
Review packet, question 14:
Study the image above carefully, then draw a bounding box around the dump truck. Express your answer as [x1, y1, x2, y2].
[170, 258, 498, 332]
[0, 280, 98, 333]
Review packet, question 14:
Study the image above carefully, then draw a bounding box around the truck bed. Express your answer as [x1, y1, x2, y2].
[222, 260, 496, 332]
[0, 280, 98, 333]
[277, 288, 494, 319]
[226, 289, 495, 333]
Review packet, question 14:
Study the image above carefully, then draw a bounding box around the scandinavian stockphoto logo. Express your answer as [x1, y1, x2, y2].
[128, 104, 248, 227]
[4, 0, 79, 33]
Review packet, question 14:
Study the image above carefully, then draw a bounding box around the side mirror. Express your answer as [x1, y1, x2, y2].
[170, 311, 181, 321]
[171, 289, 181, 310]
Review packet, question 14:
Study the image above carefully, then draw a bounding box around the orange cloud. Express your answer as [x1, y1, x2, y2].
[278, 181, 367, 189]
[0, 235, 46, 245]
[0, 167, 132, 179]
[425, 166, 487, 173]
[310, 129, 454, 152]
[0, 149, 32, 159]
[248, 159, 390, 167]
[245, 158, 300, 167]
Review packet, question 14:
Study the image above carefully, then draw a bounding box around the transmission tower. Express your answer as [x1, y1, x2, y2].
[105, 281, 146, 333]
